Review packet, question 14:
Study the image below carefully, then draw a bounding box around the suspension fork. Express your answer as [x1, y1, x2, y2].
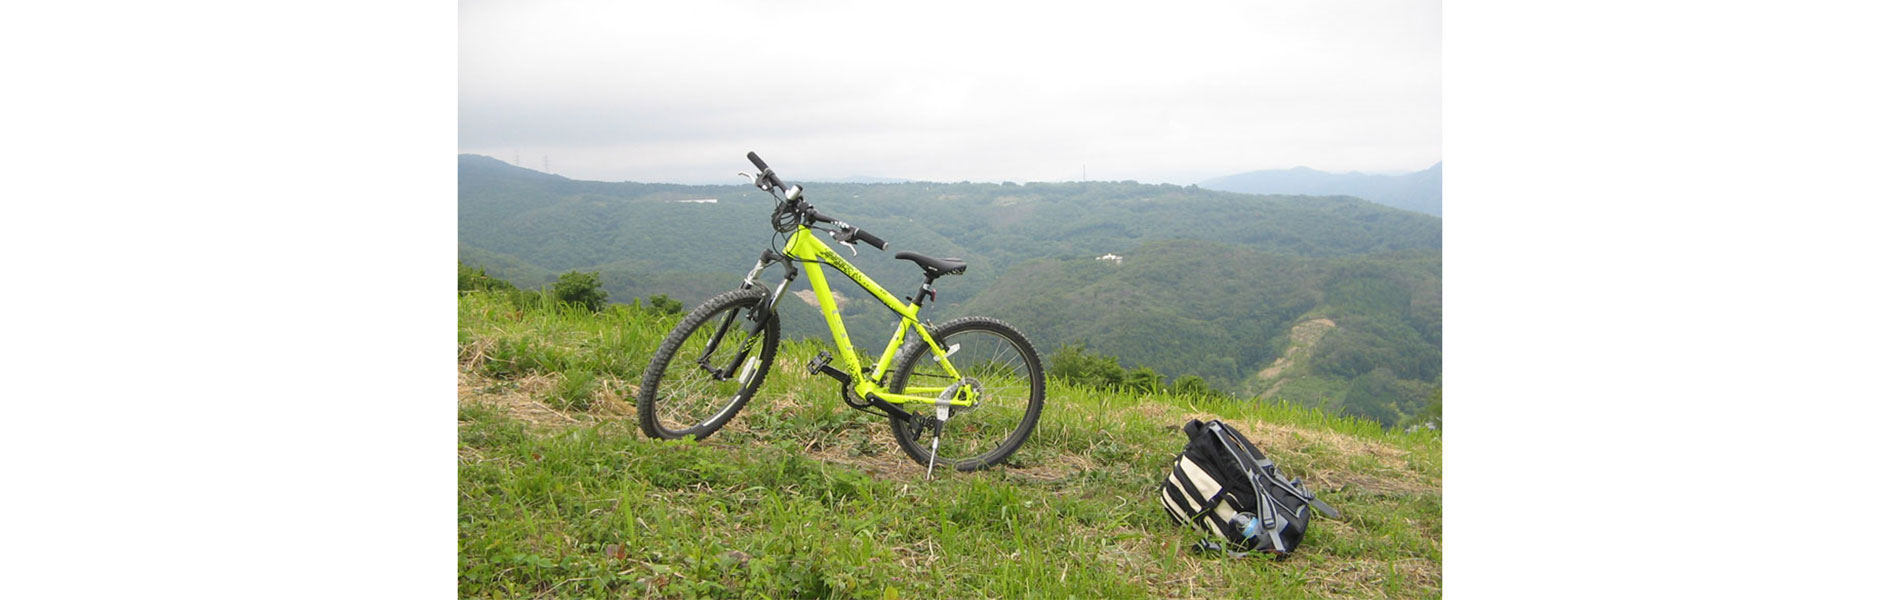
[700, 250, 798, 378]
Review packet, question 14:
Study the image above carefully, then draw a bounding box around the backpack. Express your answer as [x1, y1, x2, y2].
[1159, 419, 1340, 558]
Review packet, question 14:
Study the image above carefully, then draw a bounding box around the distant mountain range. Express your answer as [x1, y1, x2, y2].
[1201, 163, 1442, 216]
[458, 153, 1441, 425]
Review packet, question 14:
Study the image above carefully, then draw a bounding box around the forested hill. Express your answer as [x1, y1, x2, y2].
[1202, 163, 1443, 216]
[458, 153, 1442, 426]
[962, 241, 1441, 426]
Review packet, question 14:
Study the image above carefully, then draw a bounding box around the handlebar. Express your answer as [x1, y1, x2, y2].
[810, 212, 889, 251]
[750, 151, 887, 251]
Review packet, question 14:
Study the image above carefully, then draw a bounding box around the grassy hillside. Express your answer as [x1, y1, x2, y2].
[458, 289, 1442, 598]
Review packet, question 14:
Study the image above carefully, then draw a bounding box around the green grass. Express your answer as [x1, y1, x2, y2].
[458, 290, 1442, 598]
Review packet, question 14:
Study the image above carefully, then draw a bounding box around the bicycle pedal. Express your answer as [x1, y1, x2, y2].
[806, 351, 852, 384]
[805, 351, 832, 375]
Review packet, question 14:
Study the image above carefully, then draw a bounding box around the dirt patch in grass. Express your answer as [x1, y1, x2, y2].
[459, 335, 498, 371]
[1131, 399, 1176, 424]
[459, 369, 637, 429]
[808, 436, 924, 480]
[590, 376, 639, 418]
[1008, 452, 1098, 483]
[1334, 472, 1435, 496]
[460, 371, 576, 428]
[804, 427, 1103, 484]
[1295, 556, 1441, 599]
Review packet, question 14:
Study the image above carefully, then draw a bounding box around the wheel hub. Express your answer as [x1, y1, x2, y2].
[935, 376, 982, 418]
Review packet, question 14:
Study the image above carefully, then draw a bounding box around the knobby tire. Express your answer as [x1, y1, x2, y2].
[635, 288, 779, 440]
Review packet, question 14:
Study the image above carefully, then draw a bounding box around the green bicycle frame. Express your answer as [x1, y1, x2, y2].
[773, 225, 971, 407]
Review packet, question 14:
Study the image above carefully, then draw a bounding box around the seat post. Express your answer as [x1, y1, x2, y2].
[911, 279, 937, 314]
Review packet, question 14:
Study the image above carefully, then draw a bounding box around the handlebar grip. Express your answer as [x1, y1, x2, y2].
[854, 228, 888, 251]
[747, 151, 787, 190]
[737, 150, 782, 188]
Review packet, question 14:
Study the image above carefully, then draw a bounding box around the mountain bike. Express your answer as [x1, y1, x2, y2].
[634, 152, 1045, 475]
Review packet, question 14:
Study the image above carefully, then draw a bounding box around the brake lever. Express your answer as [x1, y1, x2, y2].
[833, 232, 859, 256]
[828, 225, 859, 256]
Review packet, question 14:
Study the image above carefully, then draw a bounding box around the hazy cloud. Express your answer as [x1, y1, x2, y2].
[460, 0, 1439, 184]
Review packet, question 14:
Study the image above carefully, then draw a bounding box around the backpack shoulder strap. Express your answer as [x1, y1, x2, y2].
[1210, 421, 1342, 521]
[1206, 422, 1286, 554]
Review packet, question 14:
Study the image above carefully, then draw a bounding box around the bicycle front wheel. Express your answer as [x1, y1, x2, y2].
[636, 288, 779, 440]
[885, 316, 1044, 472]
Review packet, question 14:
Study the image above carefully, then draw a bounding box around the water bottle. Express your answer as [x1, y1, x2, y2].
[1230, 511, 1263, 542]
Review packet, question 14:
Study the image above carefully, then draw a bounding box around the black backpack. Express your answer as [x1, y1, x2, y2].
[1160, 419, 1340, 557]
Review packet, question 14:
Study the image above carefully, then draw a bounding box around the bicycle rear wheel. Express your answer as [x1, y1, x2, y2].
[636, 288, 779, 440]
[884, 316, 1044, 472]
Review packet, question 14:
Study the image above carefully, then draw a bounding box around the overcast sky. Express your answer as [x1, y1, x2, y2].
[460, 0, 1439, 185]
